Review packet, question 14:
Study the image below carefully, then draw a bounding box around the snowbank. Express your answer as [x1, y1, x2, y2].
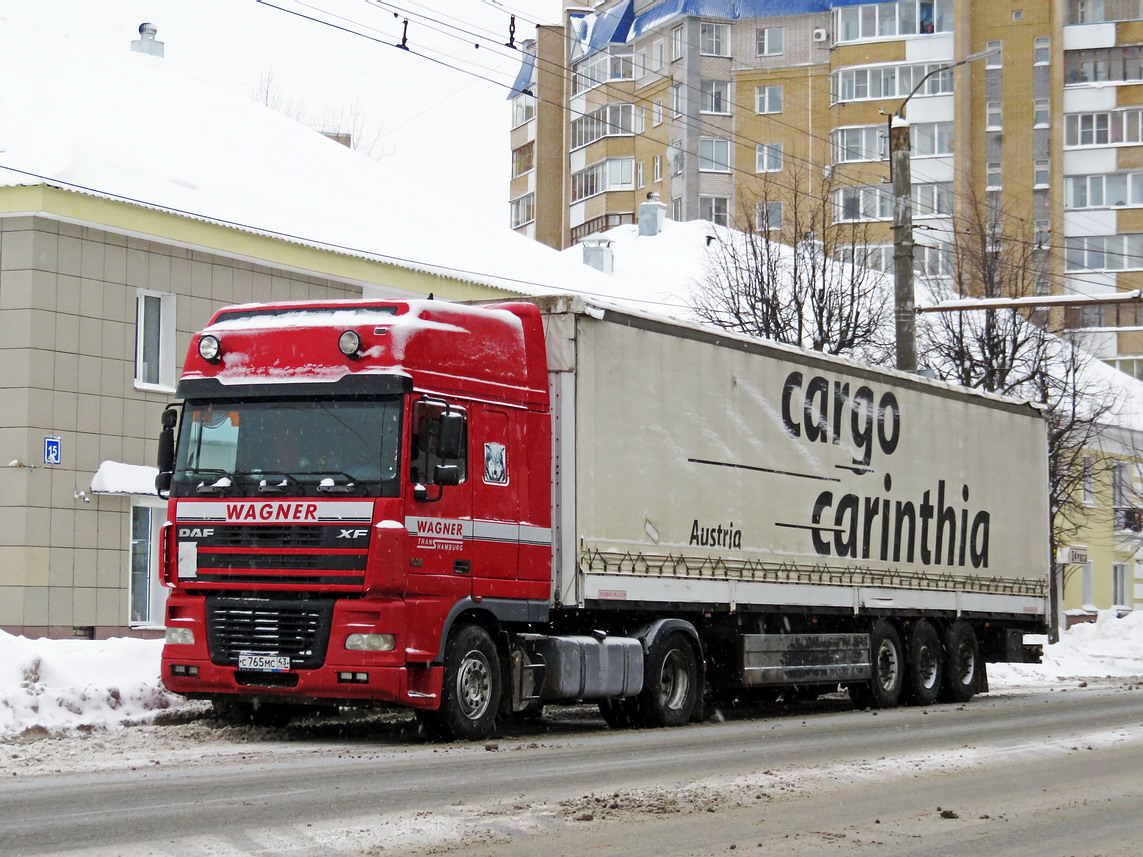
[0, 631, 189, 740]
[2, 612, 1141, 740]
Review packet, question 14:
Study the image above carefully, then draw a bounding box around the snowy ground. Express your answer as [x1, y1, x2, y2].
[1, 612, 1141, 774]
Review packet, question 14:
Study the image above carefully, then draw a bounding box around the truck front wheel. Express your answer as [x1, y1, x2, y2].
[637, 631, 699, 727]
[419, 624, 502, 741]
[850, 619, 904, 710]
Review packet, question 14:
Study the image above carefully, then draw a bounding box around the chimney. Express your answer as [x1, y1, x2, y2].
[131, 23, 165, 58]
[581, 236, 614, 275]
[638, 191, 666, 237]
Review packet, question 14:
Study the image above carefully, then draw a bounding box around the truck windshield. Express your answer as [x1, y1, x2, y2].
[170, 397, 402, 498]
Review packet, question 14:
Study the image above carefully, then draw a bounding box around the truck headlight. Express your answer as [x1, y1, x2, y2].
[165, 627, 195, 645]
[345, 633, 395, 652]
[198, 334, 222, 364]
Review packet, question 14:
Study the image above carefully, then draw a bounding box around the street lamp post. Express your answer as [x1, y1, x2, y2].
[889, 47, 999, 372]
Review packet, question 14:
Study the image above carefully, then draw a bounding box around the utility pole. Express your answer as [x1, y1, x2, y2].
[890, 47, 999, 372]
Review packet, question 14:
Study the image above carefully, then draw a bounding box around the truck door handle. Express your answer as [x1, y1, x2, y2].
[453, 560, 471, 575]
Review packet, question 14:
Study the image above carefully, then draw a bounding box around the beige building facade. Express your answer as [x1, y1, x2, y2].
[0, 186, 511, 639]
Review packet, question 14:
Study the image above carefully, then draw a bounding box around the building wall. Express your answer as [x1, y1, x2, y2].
[0, 194, 514, 639]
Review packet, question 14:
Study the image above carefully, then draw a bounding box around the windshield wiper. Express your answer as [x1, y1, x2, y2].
[192, 470, 233, 496]
[232, 471, 305, 495]
[315, 471, 362, 495]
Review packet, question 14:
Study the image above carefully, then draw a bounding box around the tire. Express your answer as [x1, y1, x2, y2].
[941, 620, 980, 703]
[850, 619, 904, 710]
[598, 697, 640, 728]
[212, 698, 293, 727]
[636, 631, 700, 727]
[903, 620, 944, 707]
[419, 625, 502, 741]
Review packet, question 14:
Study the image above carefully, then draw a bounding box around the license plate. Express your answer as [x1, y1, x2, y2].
[238, 653, 291, 672]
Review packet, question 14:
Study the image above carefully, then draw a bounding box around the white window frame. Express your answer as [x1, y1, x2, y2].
[757, 27, 784, 56]
[699, 137, 732, 172]
[1034, 36, 1050, 65]
[1034, 99, 1050, 128]
[511, 93, 535, 128]
[671, 25, 684, 60]
[986, 101, 1002, 131]
[701, 80, 731, 113]
[130, 497, 168, 629]
[510, 192, 535, 228]
[699, 195, 730, 226]
[699, 22, 729, 56]
[757, 200, 782, 231]
[831, 125, 887, 163]
[986, 162, 1002, 190]
[1034, 159, 1050, 188]
[134, 289, 176, 392]
[636, 160, 645, 189]
[986, 41, 1002, 68]
[652, 99, 664, 126]
[755, 142, 784, 173]
[755, 85, 784, 114]
[653, 153, 663, 182]
[1112, 562, 1129, 606]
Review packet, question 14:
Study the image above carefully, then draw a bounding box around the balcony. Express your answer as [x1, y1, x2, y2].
[571, 211, 634, 244]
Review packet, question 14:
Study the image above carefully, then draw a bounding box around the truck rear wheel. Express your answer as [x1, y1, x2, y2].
[941, 620, 980, 703]
[849, 619, 904, 710]
[419, 624, 502, 741]
[636, 631, 699, 727]
[903, 620, 944, 707]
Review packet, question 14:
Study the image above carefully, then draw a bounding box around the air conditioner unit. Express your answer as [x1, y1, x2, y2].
[812, 28, 829, 42]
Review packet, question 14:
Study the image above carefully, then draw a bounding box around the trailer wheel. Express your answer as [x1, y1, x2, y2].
[637, 631, 699, 727]
[941, 620, 980, 703]
[850, 619, 904, 710]
[903, 620, 944, 707]
[419, 624, 502, 741]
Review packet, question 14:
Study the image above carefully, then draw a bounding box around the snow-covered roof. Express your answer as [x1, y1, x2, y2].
[0, 12, 611, 298]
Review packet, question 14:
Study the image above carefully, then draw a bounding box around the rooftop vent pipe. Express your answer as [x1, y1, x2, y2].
[131, 23, 165, 58]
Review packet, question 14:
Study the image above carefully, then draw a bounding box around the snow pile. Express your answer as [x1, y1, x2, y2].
[2, 613, 1142, 741]
[0, 631, 189, 740]
[991, 610, 1143, 687]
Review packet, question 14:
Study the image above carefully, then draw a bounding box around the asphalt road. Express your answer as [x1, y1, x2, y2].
[3, 686, 1142, 856]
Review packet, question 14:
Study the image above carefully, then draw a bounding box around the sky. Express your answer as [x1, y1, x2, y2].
[0, 0, 564, 225]
[4, 612, 1143, 739]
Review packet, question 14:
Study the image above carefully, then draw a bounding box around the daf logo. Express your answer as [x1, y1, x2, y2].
[179, 527, 215, 538]
[339, 529, 369, 539]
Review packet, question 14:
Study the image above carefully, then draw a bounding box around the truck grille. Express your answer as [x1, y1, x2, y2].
[206, 597, 333, 669]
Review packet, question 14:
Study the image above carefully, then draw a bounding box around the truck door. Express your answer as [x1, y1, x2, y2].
[471, 408, 519, 594]
[406, 399, 473, 591]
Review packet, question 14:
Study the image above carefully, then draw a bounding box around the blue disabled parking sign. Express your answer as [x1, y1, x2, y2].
[43, 436, 61, 466]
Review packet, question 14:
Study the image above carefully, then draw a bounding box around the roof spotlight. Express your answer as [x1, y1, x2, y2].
[338, 330, 362, 359]
[198, 334, 222, 364]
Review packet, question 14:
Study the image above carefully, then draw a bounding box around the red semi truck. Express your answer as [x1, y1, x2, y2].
[156, 295, 1049, 739]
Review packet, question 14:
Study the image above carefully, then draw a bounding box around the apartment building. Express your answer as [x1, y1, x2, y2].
[507, 0, 1143, 378]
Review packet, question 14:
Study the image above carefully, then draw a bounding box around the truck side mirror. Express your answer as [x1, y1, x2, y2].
[156, 406, 177, 496]
[433, 464, 461, 486]
[437, 411, 464, 459]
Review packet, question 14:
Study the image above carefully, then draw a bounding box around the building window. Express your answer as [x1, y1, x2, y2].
[653, 153, 663, 182]
[671, 196, 683, 220]
[699, 137, 731, 172]
[671, 25, 684, 60]
[757, 200, 782, 231]
[986, 162, 1002, 189]
[700, 22, 729, 56]
[1012, 10, 1023, 21]
[756, 143, 784, 172]
[636, 161, 645, 189]
[834, 0, 954, 43]
[135, 290, 175, 390]
[1034, 159, 1050, 188]
[757, 27, 784, 56]
[912, 122, 954, 156]
[700, 195, 730, 226]
[571, 160, 637, 202]
[635, 48, 647, 79]
[672, 83, 684, 116]
[1065, 234, 1143, 270]
[572, 50, 633, 94]
[1035, 279, 1050, 296]
[831, 125, 887, 163]
[652, 99, 664, 126]
[511, 93, 535, 127]
[1076, 0, 1106, 24]
[986, 41, 1002, 67]
[1035, 221, 1050, 246]
[833, 185, 894, 221]
[701, 80, 730, 113]
[1066, 45, 1143, 85]
[913, 182, 952, 216]
[570, 103, 636, 150]
[1065, 109, 1143, 147]
[510, 192, 535, 228]
[1035, 36, 1050, 65]
[511, 142, 534, 177]
[1034, 99, 1049, 128]
[986, 102, 1002, 130]
[1112, 563, 1129, 605]
[671, 139, 684, 175]
[1066, 172, 1143, 208]
[130, 500, 167, 627]
[756, 85, 784, 114]
[832, 61, 953, 103]
[653, 39, 665, 70]
[1083, 456, 1096, 504]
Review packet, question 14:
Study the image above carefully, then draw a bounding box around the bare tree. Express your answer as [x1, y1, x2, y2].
[253, 74, 391, 161]
[917, 193, 1137, 638]
[693, 166, 893, 363]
